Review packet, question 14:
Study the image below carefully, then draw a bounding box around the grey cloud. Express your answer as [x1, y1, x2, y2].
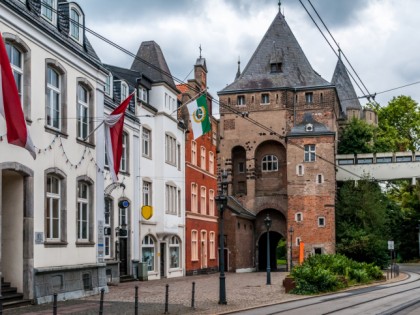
[284, 0, 367, 28]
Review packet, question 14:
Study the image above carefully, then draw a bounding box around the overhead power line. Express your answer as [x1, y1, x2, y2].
[29, 1, 400, 182]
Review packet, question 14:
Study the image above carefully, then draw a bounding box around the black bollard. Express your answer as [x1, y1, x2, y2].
[134, 286, 139, 315]
[191, 282, 195, 309]
[164, 284, 169, 314]
[53, 293, 57, 315]
[99, 288, 105, 315]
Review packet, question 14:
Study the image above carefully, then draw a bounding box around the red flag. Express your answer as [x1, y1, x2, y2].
[0, 33, 36, 159]
[104, 92, 134, 182]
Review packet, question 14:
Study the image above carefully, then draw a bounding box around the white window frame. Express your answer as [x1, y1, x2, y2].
[237, 95, 245, 106]
[6, 43, 23, 105]
[142, 181, 152, 206]
[200, 146, 206, 170]
[191, 141, 197, 165]
[77, 84, 89, 140]
[121, 81, 129, 101]
[69, 6, 83, 43]
[105, 73, 113, 97]
[296, 164, 304, 176]
[191, 183, 198, 213]
[316, 174, 324, 184]
[169, 236, 180, 269]
[142, 235, 156, 271]
[262, 155, 278, 172]
[209, 231, 216, 259]
[318, 216, 326, 227]
[261, 93, 270, 105]
[191, 230, 198, 261]
[166, 184, 177, 215]
[77, 181, 89, 241]
[200, 186, 206, 215]
[295, 212, 303, 222]
[304, 144, 316, 162]
[46, 175, 61, 240]
[142, 128, 151, 158]
[209, 151, 214, 174]
[104, 197, 112, 258]
[209, 189, 215, 216]
[41, 0, 56, 24]
[120, 133, 128, 172]
[46, 66, 61, 130]
[165, 134, 177, 165]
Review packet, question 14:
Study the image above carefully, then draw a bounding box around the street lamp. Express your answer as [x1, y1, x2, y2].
[289, 226, 294, 271]
[264, 214, 272, 285]
[215, 170, 228, 305]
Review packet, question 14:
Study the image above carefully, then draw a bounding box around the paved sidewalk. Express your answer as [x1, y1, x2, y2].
[3, 271, 405, 315]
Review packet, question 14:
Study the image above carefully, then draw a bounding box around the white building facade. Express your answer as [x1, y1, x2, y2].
[103, 40, 186, 281]
[0, 0, 108, 304]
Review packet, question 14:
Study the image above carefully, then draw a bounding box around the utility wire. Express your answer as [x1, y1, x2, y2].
[31, 1, 396, 182]
[306, 0, 372, 98]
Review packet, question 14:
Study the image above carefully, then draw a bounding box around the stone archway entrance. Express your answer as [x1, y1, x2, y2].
[0, 163, 34, 300]
[258, 231, 283, 271]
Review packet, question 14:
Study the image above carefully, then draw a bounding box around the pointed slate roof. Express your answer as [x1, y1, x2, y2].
[130, 41, 178, 92]
[331, 56, 362, 112]
[219, 11, 330, 94]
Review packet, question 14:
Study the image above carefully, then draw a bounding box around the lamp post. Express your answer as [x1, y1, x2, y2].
[289, 226, 294, 271]
[264, 214, 272, 285]
[215, 170, 228, 305]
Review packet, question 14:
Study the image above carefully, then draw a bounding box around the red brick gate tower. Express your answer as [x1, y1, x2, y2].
[217, 9, 340, 271]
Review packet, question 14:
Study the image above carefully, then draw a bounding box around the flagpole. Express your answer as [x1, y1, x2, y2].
[83, 120, 105, 142]
[83, 91, 135, 142]
[170, 90, 206, 116]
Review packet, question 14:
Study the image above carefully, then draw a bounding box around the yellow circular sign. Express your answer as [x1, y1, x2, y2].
[141, 205, 153, 220]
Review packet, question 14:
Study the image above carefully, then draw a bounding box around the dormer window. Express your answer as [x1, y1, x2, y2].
[121, 82, 129, 101]
[104, 73, 113, 97]
[138, 87, 148, 103]
[70, 5, 83, 44]
[270, 62, 282, 73]
[305, 123, 313, 132]
[41, 0, 56, 24]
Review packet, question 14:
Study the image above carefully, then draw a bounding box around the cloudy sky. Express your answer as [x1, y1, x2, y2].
[80, 0, 420, 112]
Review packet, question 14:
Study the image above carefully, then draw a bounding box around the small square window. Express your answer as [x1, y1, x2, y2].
[237, 95, 245, 106]
[318, 217, 325, 227]
[261, 94, 269, 104]
[295, 212, 303, 222]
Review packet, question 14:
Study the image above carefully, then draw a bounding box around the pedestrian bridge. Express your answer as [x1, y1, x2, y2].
[336, 152, 420, 182]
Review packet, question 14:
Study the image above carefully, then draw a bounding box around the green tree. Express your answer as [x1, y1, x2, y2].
[336, 179, 392, 267]
[376, 96, 420, 152]
[338, 118, 374, 154]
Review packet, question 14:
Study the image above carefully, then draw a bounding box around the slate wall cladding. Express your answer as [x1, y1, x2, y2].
[34, 265, 107, 303]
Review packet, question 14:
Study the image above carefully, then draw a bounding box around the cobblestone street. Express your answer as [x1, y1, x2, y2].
[4, 272, 302, 315]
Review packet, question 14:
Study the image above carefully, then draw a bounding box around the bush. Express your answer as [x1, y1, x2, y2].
[290, 254, 383, 295]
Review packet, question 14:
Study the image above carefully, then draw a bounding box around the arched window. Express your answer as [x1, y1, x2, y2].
[262, 155, 278, 172]
[104, 197, 113, 258]
[45, 59, 67, 134]
[142, 235, 155, 271]
[200, 186, 206, 214]
[77, 85, 89, 140]
[70, 8, 81, 41]
[6, 43, 23, 104]
[169, 236, 180, 269]
[209, 231, 216, 259]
